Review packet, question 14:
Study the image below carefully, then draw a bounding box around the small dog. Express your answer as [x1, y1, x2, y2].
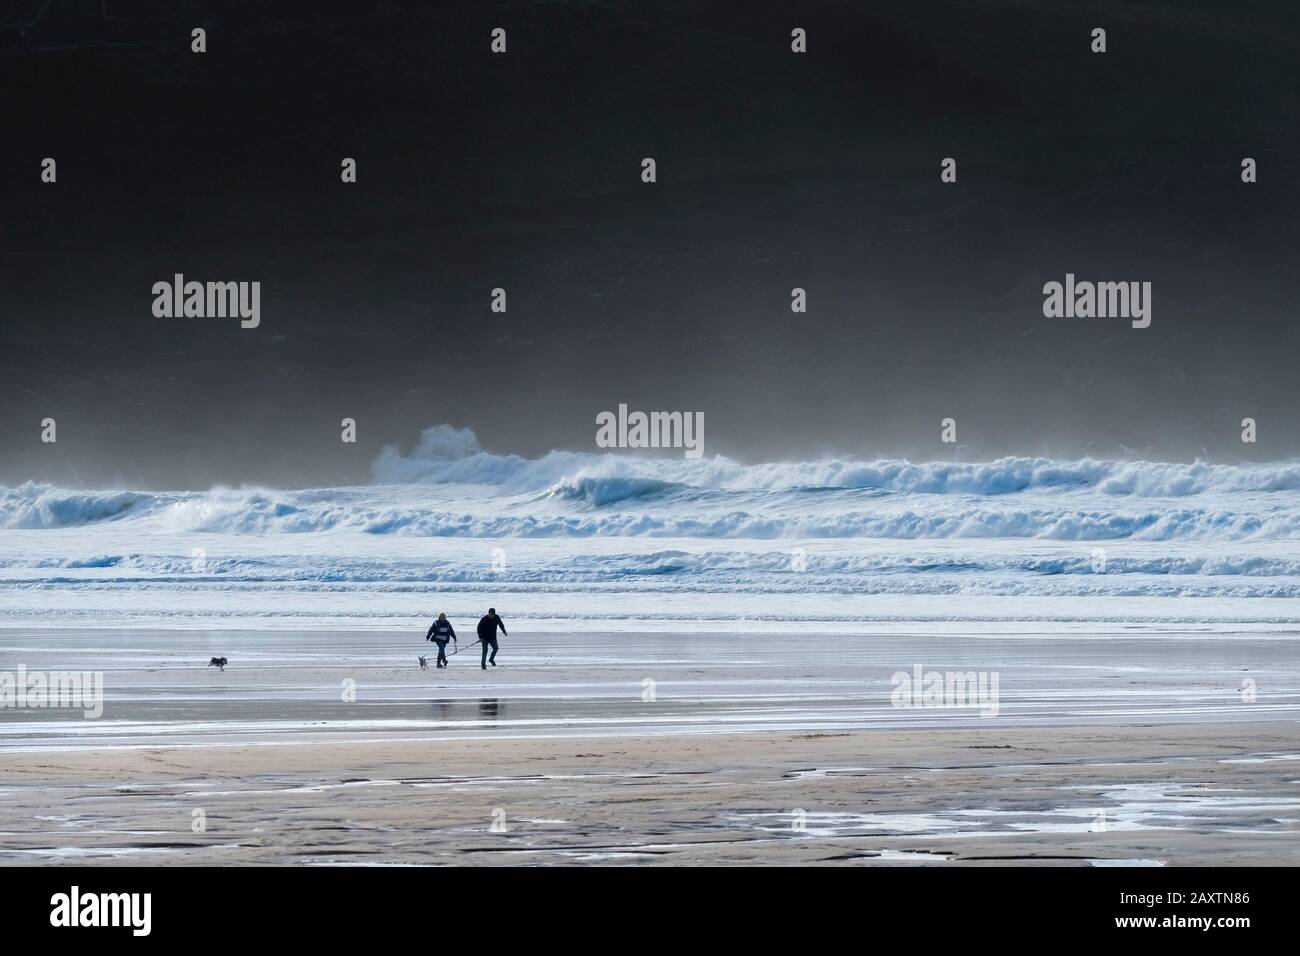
[418, 655, 429, 671]
[208, 656, 227, 671]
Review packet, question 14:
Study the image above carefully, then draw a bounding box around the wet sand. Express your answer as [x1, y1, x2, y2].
[2, 629, 1298, 864]
[4, 628, 1299, 748]
[2, 723, 1299, 865]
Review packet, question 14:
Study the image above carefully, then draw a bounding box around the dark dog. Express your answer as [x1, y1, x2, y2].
[208, 656, 227, 671]
[418, 655, 429, 671]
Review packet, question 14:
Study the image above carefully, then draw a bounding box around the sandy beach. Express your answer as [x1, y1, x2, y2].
[2, 628, 1298, 865]
[2, 723, 1299, 866]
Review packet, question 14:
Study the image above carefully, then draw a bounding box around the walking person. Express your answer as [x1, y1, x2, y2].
[478, 607, 507, 669]
[425, 612, 457, 668]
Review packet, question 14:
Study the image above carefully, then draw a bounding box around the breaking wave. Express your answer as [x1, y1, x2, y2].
[2, 427, 1298, 542]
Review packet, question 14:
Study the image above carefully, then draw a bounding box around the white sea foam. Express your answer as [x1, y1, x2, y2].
[1, 427, 1298, 628]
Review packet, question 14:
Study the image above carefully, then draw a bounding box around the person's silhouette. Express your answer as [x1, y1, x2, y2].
[425, 612, 456, 668]
[477, 608, 507, 669]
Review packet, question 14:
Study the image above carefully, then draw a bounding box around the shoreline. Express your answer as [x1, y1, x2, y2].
[5, 628, 1299, 750]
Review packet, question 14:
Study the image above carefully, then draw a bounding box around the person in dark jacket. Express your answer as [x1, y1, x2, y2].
[477, 608, 507, 669]
[425, 612, 457, 668]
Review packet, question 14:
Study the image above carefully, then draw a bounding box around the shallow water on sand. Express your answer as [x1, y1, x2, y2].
[2, 628, 1297, 750]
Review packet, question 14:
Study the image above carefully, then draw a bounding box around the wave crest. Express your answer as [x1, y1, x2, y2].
[4, 426, 1299, 541]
